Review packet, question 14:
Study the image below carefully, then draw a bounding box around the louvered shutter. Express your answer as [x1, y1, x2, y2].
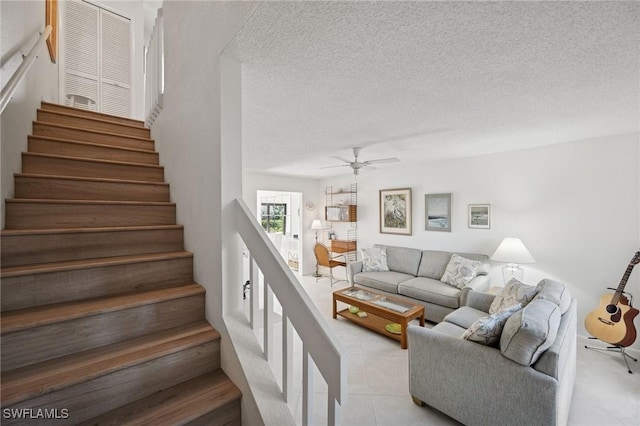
[65, 0, 99, 110]
[63, 0, 131, 117]
[100, 10, 131, 117]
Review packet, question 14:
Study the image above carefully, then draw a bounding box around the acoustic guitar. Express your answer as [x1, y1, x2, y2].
[584, 251, 640, 347]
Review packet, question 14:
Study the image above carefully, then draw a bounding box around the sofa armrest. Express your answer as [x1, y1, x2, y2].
[464, 290, 496, 312]
[459, 274, 490, 306]
[348, 261, 363, 283]
[407, 325, 558, 426]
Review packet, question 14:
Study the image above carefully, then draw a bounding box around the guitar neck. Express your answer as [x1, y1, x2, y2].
[611, 254, 639, 305]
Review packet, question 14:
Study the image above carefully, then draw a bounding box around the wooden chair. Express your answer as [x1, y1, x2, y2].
[313, 242, 347, 286]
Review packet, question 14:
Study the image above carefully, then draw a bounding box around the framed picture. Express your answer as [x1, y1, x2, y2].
[380, 188, 412, 235]
[425, 193, 451, 232]
[468, 204, 491, 229]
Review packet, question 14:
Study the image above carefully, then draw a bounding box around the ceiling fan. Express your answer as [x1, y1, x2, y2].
[322, 147, 400, 176]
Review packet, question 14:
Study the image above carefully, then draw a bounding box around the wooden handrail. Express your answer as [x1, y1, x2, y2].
[0, 25, 52, 114]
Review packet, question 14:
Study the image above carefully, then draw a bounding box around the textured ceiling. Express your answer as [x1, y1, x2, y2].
[224, 1, 639, 178]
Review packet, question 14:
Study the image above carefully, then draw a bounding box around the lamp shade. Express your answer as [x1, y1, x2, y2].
[310, 219, 323, 230]
[491, 237, 536, 264]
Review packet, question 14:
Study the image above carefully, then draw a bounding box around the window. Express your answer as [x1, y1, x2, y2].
[261, 203, 287, 234]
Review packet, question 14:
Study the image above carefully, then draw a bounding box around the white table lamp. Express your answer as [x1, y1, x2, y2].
[311, 220, 323, 242]
[491, 237, 536, 284]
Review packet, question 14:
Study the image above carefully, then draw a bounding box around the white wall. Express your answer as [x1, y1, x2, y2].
[1, 0, 59, 228]
[244, 172, 323, 275]
[149, 1, 263, 423]
[321, 133, 640, 348]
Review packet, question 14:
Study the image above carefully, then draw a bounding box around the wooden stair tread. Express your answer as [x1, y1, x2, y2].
[1, 284, 204, 335]
[33, 121, 153, 143]
[23, 152, 163, 169]
[41, 102, 146, 128]
[1, 251, 193, 277]
[28, 134, 157, 155]
[15, 173, 169, 187]
[37, 109, 149, 134]
[1, 225, 183, 237]
[79, 370, 240, 426]
[1, 322, 218, 406]
[6, 198, 174, 206]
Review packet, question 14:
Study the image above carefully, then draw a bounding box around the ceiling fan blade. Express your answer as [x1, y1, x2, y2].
[320, 164, 351, 169]
[329, 156, 352, 163]
[362, 164, 377, 169]
[364, 157, 400, 165]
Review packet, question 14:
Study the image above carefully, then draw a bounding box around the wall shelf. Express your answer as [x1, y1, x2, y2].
[325, 183, 357, 263]
[325, 205, 357, 222]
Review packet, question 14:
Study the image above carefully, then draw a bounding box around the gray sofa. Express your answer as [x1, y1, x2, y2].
[408, 279, 577, 426]
[348, 245, 490, 322]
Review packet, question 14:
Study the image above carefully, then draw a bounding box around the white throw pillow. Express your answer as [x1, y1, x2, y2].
[440, 254, 481, 289]
[489, 278, 538, 315]
[361, 247, 389, 272]
[463, 303, 522, 346]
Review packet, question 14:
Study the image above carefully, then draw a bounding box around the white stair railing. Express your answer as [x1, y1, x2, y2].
[0, 25, 52, 114]
[145, 8, 163, 125]
[235, 198, 347, 426]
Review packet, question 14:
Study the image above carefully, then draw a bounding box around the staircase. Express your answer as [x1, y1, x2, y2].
[0, 102, 241, 425]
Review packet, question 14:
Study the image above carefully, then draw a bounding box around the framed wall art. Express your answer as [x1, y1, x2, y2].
[380, 188, 412, 235]
[425, 193, 451, 232]
[468, 204, 491, 229]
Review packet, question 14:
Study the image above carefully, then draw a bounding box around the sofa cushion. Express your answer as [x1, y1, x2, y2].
[431, 321, 467, 338]
[500, 299, 561, 366]
[398, 277, 461, 309]
[417, 250, 490, 279]
[353, 271, 414, 294]
[361, 247, 389, 272]
[440, 254, 482, 289]
[374, 244, 422, 276]
[416, 251, 455, 279]
[463, 303, 522, 346]
[534, 299, 576, 378]
[534, 279, 571, 314]
[489, 278, 538, 314]
[443, 306, 488, 329]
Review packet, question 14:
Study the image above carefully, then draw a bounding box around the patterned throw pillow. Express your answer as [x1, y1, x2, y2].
[489, 278, 538, 315]
[361, 247, 390, 272]
[462, 303, 522, 346]
[440, 254, 481, 289]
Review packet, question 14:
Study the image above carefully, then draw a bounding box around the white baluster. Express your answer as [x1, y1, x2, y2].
[282, 312, 293, 402]
[302, 344, 314, 426]
[264, 282, 274, 361]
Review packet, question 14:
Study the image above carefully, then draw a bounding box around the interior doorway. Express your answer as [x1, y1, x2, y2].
[256, 190, 303, 275]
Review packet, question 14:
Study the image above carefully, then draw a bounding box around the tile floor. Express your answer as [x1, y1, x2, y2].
[279, 275, 640, 426]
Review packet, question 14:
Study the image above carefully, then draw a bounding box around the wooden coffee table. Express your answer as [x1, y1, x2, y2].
[333, 287, 425, 349]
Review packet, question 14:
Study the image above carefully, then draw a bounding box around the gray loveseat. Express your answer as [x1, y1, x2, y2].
[408, 279, 577, 426]
[348, 245, 490, 323]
